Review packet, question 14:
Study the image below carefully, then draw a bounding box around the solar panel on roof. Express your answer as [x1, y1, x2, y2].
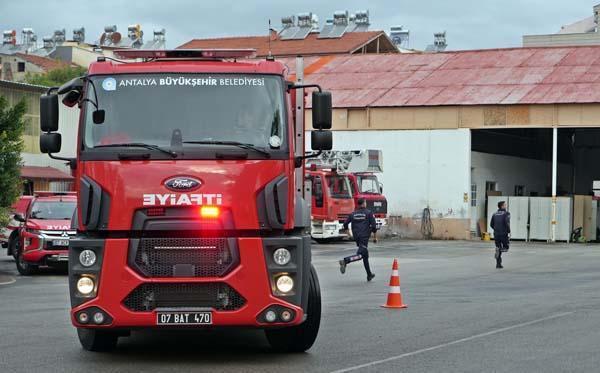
[345, 22, 357, 33]
[318, 24, 334, 39]
[328, 25, 347, 38]
[288, 26, 312, 40]
[353, 24, 369, 32]
[279, 26, 300, 40]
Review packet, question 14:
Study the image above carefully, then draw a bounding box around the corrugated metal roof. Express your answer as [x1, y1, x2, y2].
[300, 46, 600, 107]
[21, 166, 73, 180]
[0, 79, 47, 91]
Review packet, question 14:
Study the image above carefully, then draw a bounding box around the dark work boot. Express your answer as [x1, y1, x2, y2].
[367, 273, 375, 282]
[496, 256, 503, 269]
[339, 260, 347, 274]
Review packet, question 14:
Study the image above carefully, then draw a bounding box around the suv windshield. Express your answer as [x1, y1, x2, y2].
[326, 175, 352, 199]
[29, 201, 76, 220]
[358, 175, 381, 194]
[83, 74, 286, 158]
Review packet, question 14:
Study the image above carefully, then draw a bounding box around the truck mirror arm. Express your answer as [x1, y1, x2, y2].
[287, 83, 322, 93]
[48, 153, 77, 170]
[294, 150, 322, 168]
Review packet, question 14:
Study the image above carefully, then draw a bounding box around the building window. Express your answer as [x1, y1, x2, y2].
[17, 62, 26, 72]
[514, 185, 525, 196]
[471, 184, 477, 207]
[485, 181, 497, 192]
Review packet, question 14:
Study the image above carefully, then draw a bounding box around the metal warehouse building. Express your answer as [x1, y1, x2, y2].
[296, 46, 600, 240]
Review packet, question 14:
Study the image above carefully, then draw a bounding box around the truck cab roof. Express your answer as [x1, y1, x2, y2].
[89, 57, 287, 76]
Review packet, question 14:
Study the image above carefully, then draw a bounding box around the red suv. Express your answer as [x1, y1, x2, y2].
[13, 193, 77, 275]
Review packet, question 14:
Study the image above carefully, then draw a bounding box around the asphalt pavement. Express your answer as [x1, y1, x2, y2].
[1, 239, 600, 372]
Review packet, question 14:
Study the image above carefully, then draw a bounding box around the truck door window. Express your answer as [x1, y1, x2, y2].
[313, 176, 323, 207]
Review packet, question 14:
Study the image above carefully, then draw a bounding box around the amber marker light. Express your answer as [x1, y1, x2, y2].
[200, 206, 220, 219]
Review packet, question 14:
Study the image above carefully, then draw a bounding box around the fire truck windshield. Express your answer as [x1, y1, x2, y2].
[29, 201, 76, 220]
[82, 74, 286, 159]
[325, 175, 352, 199]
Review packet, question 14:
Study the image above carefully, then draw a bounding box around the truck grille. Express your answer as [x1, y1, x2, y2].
[132, 238, 239, 278]
[367, 199, 388, 215]
[123, 283, 246, 312]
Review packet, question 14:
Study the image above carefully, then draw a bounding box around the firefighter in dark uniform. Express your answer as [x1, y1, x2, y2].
[338, 198, 378, 281]
[490, 200, 511, 269]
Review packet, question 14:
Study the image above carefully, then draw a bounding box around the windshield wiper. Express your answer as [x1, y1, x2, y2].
[183, 141, 271, 158]
[93, 143, 177, 158]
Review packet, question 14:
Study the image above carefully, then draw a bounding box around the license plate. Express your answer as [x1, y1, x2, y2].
[156, 311, 212, 326]
[53, 239, 69, 246]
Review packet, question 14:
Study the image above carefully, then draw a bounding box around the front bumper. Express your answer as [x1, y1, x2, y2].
[22, 230, 73, 264]
[375, 217, 387, 229]
[310, 220, 348, 239]
[69, 236, 311, 329]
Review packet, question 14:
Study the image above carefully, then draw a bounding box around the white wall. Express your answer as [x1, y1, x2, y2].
[471, 151, 573, 229]
[307, 129, 472, 220]
[21, 102, 79, 173]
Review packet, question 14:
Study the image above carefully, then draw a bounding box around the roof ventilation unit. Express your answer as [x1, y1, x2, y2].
[73, 27, 85, 43]
[353, 10, 370, 32]
[390, 26, 410, 49]
[99, 25, 122, 47]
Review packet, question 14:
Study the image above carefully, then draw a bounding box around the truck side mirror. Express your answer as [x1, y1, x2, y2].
[13, 213, 26, 223]
[62, 90, 82, 107]
[40, 133, 62, 154]
[93, 109, 106, 124]
[312, 91, 332, 130]
[40, 94, 59, 132]
[311, 130, 332, 151]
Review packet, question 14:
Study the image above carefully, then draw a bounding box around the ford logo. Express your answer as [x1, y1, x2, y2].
[164, 176, 202, 191]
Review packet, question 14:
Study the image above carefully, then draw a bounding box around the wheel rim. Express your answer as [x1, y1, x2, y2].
[17, 249, 28, 270]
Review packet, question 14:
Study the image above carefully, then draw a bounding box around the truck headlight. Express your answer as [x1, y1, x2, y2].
[276, 275, 294, 293]
[77, 276, 95, 295]
[79, 249, 97, 267]
[273, 248, 291, 266]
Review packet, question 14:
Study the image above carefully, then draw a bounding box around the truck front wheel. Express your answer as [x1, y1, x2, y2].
[77, 328, 118, 352]
[15, 244, 37, 276]
[265, 265, 321, 352]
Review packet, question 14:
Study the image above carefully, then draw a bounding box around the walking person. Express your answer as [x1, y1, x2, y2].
[338, 199, 378, 281]
[490, 200, 511, 269]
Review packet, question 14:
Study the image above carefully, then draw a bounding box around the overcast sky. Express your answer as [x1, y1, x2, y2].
[0, 0, 598, 50]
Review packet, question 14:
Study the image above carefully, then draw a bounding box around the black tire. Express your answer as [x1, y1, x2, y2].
[77, 328, 119, 352]
[15, 244, 38, 276]
[8, 237, 18, 259]
[265, 265, 321, 353]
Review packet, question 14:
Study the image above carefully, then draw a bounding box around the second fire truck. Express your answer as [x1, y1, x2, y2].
[306, 150, 387, 241]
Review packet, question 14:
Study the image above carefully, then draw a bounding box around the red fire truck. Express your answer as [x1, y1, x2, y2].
[306, 150, 387, 240]
[13, 192, 77, 275]
[38, 49, 333, 352]
[345, 151, 387, 228]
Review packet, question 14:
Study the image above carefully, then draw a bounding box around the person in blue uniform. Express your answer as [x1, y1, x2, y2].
[490, 200, 511, 269]
[338, 198, 378, 281]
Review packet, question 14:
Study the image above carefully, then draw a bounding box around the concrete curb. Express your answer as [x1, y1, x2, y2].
[0, 274, 16, 286]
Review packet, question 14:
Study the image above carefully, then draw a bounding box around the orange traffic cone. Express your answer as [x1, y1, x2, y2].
[381, 258, 407, 309]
